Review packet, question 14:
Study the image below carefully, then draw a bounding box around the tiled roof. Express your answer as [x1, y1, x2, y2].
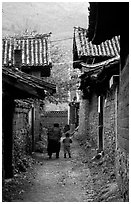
[74, 27, 120, 58]
[2, 67, 56, 98]
[2, 34, 52, 67]
[81, 56, 120, 76]
[79, 56, 120, 94]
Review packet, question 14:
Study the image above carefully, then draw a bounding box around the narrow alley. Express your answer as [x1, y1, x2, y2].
[3, 135, 122, 202]
[12, 138, 95, 202]
[2, 3, 129, 202]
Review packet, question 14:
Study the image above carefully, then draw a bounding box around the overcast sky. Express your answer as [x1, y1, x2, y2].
[2, 2, 88, 38]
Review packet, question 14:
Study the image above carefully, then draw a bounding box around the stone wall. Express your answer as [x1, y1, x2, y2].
[77, 95, 98, 149]
[88, 93, 99, 147]
[78, 99, 89, 138]
[78, 81, 118, 156]
[103, 86, 116, 165]
[34, 100, 42, 143]
[3, 95, 14, 178]
[116, 56, 129, 201]
[13, 100, 31, 172]
[13, 99, 44, 171]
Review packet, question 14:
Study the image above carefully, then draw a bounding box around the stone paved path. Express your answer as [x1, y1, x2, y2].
[16, 138, 95, 202]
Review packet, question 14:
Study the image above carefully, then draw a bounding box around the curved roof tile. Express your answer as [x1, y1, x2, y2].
[2, 34, 52, 67]
[74, 27, 120, 58]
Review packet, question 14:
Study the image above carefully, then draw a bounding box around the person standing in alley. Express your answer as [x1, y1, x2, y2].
[63, 132, 72, 158]
[47, 123, 62, 159]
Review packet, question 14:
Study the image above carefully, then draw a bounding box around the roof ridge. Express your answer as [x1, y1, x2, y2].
[2, 32, 52, 40]
[81, 55, 120, 70]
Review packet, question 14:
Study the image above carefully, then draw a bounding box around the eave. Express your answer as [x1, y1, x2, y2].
[79, 56, 120, 98]
[73, 26, 120, 69]
[81, 56, 120, 73]
[2, 67, 56, 99]
[87, 2, 128, 44]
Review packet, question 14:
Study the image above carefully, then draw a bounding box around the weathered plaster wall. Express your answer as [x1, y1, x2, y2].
[13, 100, 31, 172]
[103, 87, 116, 165]
[88, 93, 99, 147]
[3, 95, 14, 178]
[78, 99, 89, 138]
[34, 100, 41, 143]
[116, 56, 129, 201]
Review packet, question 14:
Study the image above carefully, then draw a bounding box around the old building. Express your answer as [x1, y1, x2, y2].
[87, 3, 129, 201]
[73, 2, 129, 201]
[2, 32, 54, 144]
[2, 32, 52, 77]
[73, 26, 120, 144]
[2, 32, 56, 179]
[2, 67, 56, 179]
[41, 111, 68, 130]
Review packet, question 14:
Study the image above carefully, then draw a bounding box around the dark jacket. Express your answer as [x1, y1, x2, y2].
[48, 127, 62, 141]
[47, 127, 62, 154]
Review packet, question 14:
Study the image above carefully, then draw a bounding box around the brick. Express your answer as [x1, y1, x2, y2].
[117, 127, 129, 140]
[117, 132, 129, 153]
[42, 111, 68, 129]
[88, 93, 99, 145]
[116, 146, 129, 201]
[117, 105, 129, 119]
[117, 117, 129, 129]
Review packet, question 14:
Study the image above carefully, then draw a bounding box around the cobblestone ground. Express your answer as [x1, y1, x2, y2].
[3, 136, 123, 202]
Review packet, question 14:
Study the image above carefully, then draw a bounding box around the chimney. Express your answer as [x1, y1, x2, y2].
[14, 49, 22, 68]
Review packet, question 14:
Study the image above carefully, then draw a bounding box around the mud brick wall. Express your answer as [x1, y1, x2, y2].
[34, 101, 41, 143]
[78, 99, 89, 138]
[2, 95, 14, 178]
[116, 56, 129, 201]
[103, 87, 116, 165]
[41, 111, 68, 129]
[88, 93, 99, 147]
[13, 100, 31, 171]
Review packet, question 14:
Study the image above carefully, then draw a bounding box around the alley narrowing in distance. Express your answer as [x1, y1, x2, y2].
[7, 133, 122, 202]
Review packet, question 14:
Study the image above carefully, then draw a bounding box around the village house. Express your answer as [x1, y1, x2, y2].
[2, 32, 53, 143]
[2, 67, 56, 179]
[2, 33, 56, 179]
[2, 32, 52, 77]
[68, 94, 80, 132]
[73, 26, 120, 149]
[68, 70, 81, 132]
[73, 2, 129, 201]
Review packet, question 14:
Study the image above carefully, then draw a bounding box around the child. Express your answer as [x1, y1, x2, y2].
[63, 132, 72, 158]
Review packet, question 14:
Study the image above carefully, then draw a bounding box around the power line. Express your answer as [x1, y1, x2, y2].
[51, 37, 73, 42]
[51, 33, 83, 43]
